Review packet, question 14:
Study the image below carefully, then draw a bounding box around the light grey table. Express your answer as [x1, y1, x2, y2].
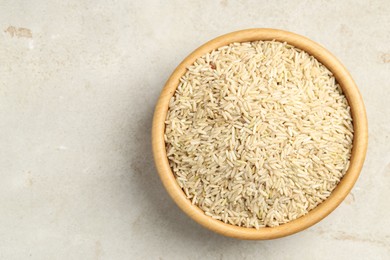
[1, 1, 389, 259]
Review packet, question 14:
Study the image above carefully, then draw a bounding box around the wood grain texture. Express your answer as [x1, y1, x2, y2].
[152, 28, 368, 240]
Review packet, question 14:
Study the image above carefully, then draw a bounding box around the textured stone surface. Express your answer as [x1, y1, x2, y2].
[0, 1, 389, 259]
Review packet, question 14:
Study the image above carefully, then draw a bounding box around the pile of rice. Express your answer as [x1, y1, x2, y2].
[164, 41, 353, 228]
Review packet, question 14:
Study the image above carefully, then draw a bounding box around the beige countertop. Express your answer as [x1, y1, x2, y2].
[1, 1, 389, 259]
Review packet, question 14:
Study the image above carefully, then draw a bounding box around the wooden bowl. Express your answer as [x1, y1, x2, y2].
[152, 28, 368, 240]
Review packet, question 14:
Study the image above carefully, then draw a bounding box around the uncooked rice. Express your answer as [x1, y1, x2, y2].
[164, 41, 353, 228]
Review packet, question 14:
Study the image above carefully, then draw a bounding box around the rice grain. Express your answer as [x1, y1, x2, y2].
[165, 41, 353, 228]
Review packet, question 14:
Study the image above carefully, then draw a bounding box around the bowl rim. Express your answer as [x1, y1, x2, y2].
[152, 28, 368, 240]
